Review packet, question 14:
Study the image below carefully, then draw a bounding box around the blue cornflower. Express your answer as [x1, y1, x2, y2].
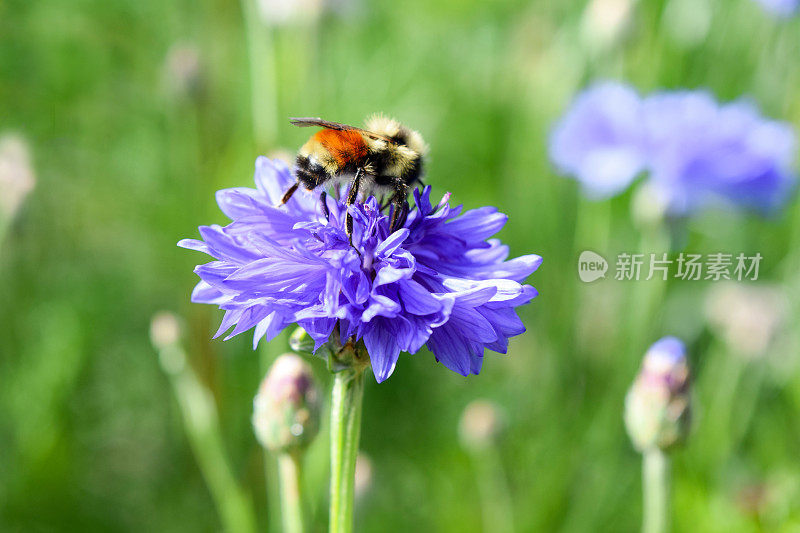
[549, 82, 648, 199]
[549, 81, 797, 215]
[179, 157, 542, 383]
[642, 91, 796, 215]
[752, 0, 799, 16]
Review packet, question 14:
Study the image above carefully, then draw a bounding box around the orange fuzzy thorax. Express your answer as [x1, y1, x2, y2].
[312, 129, 368, 167]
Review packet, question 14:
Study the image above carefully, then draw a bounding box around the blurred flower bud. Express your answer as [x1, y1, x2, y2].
[150, 311, 182, 349]
[268, 149, 297, 168]
[624, 337, 691, 451]
[256, 0, 325, 26]
[354, 452, 373, 501]
[458, 400, 504, 451]
[149, 312, 186, 375]
[735, 482, 770, 518]
[0, 134, 36, 224]
[289, 326, 315, 354]
[581, 0, 635, 51]
[163, 43, 202, 98]
[631, 181, 670, 229]
[253, 353, 320, 453]
[705, 283, 787, 360]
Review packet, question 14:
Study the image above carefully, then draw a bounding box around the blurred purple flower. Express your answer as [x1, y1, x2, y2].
[642, 91, 797, 215]
[549, 82, 797, 215]
[179, 157, 542, 383]
[752, 0, 799, 17]
[549, 82, 647, 199]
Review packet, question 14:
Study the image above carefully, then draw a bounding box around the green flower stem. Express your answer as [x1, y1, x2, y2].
[469, 444, 514, 533]
[278, 451, 306, 533]
[156, 342, 257, 533]
[329, 367, 366, 533]
[642, 448, 670, 533]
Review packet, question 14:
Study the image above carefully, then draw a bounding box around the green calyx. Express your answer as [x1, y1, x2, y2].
[289, 326, 371, 375]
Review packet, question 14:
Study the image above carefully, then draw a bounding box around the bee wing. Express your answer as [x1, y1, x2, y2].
[289, 117, 393, 142]
[289, 117, 357, 130]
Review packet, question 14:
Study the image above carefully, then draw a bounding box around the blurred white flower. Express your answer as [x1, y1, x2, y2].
[256, 0, 326, 26]
[268, 148, 297, 167]
[581, 0, 635, 50]
[163, 43, 202, 97]
[0, 134, 35, 223]
[150, 311, 182, 349]
[458, 399, 504, 451]
[354, 453, 373, 501]
[705, 283, 787, 359]
[149, 312, 187, 375]
[631, 181, 670, 228]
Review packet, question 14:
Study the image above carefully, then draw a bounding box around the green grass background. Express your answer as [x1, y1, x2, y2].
[2, 0, 800, 531]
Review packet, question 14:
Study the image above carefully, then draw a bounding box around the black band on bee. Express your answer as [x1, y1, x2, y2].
[295, 155, 328, 190]
[405, 158, 423, 185]
[368, 153, 422, 188]
[388, 131, 411, 146]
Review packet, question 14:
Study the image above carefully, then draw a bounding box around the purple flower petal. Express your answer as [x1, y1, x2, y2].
[363, 320, 402, 383]
[180, 159, 541, 382]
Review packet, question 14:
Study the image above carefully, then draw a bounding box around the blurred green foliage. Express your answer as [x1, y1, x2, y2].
[2, 0, 800, 531]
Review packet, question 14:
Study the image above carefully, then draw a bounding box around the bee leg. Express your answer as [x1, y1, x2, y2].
[319, 190, 330, 222]
[398, 200, 410, 228]
[279, 182, 299, 205]
[389, 200, 408, 232]
[388, 186, 409, 232]
[344, 168, 364, 245]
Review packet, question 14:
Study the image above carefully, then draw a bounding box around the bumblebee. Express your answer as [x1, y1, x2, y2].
[280, 115, 428, 235]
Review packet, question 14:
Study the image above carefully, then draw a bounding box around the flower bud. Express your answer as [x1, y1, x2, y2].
[624, 337, 691, 451]
[0, 134, 35, 224]
[253, 353, 321, 453]
[458, 400, 504, 451]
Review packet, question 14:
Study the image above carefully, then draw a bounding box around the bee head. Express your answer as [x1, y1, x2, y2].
[365, 114, 428, 157]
